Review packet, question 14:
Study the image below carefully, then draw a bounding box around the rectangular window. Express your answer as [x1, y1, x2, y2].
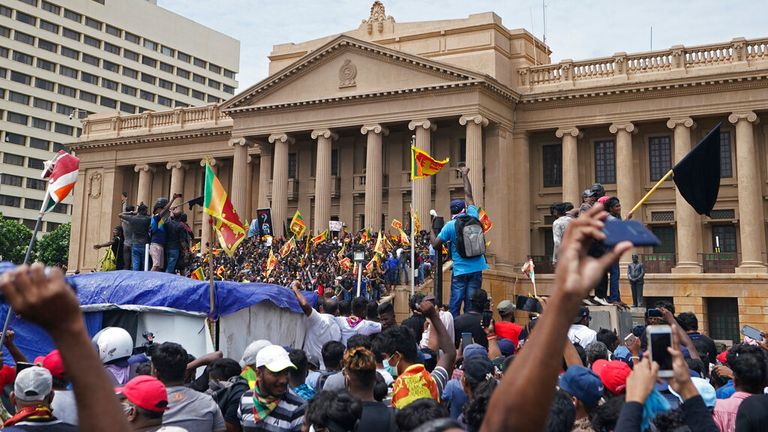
[122, 67, 138, 79]
[83, 35, 100, 48]
[3, 153, 24, 166]
[51, 203, 68, 214]
[58, 84, 76, 97]
[208, 63, 221, 74]
[103, 60, 119, 73]
[19, 0, 37, 5]
[31, 117, 51, 131]
[192, 74, 205, 84]
[25, 198, 43, 210]
[706, 298, 740, 343]
[191, 89, 204, 100]
[54, 123, 73, 135]
[143, 39, 157, 50]
[139, 90, 154, 102]
[52, 142, 67, 152]
[39, 20, 59, 33]
[14, 31, 34, 45]
[80, 72, 98, 85]
[63, 9, 81, 23]
[142, 56, 157, 68]
[36, 78, 55, 92]
[62, 28, 80, 41]
[42, 1, 60, 14]
[712, 225, 737, 253]
[55, 103, 73, 115]
[37, 38, 57, 52]
[331, 149, 339, 176]
[177, 51, 191, 63]
[594, 139, 616, 184]
[28, 158, 45, 170]
[159, 62, 173, 73]
[26, 177, 47, 190]
[158, 78, 172, 90]
[123, 49, 139, 61]
[36, 58, 55, 71]
[125, 32, 140, 44]
[29, 137, 49, 150]
[101, 78, 118, 91]
[59, 65, 78, 78]
[175, 101, 189, 108]
[542, 144, 562, 187]
[12, 51, 33, 65]
[223, 85, 235, 94]
[82, 53, 99, 66]
[121, 85, 137, 97]
[0, 5, 11, 17]
[160, 46, 174, 57]
[8, 91, 30, 105]
[288, 153, 298, 179]
[0, 46, 8, 57]
[157, 96, 172, 107]
[720, 131, 733, 178]
[176, 68, 190, 79]
[84, 17, 102, 30]
[208, 79, 221, 90]
[0, 26, 9, 39]
[193, 58, 206, 68]
[22, 219, 37, 230]
[648, 136, 672, 181]
[79, 90, 97, 104]
[119, 102, 136, 114]
[0, 195, 21, 207]
[207, 95, 220, 103]
[1, 174, 23, 187]
[33, 98, 53, 111]
[100, 96, 116, 109]
[7, 112, 29, 125]
[140, 73, 156, 85]
[4, 132, 25, 145]
[175, 84, 189, 95]
[103, 42, 120, 54]
[105, 24, 121, 37]
[61, 47, 79, 59]
[47, 222, 60, 231]
[11, 71, 32, 85]
[15, 11, 37, 26]
[224, 69, 236, 79]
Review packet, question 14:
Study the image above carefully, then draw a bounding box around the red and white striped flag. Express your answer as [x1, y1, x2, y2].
[41, 150, 79, 213]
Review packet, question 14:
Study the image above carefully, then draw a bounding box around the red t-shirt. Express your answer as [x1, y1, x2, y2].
[495, 322, 523, 347]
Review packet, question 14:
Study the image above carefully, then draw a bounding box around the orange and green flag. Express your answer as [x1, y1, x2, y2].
[279, 237, 295, 258]
[204, 162, 246, 256]
[411, 146, 449, 179]
[289, 210, 307, 238]
[312, 230, 329, 248]
[391, 219, 403, 231]
[339, 257, 352, 271]
[190, 266, 205, 281]
[373, 231, 384, 256]
[478, 207, 493, 233]
[266, 248, 278, 276]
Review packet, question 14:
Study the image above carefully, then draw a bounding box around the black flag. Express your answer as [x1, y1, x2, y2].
[186, 196, 204, 210]
[672, 123, 721, 216]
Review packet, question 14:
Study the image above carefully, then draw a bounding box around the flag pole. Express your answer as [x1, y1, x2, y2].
[0, 193, 50, 347]
[626, 169, 673, 219]
[410, 135, 416, 297]
[208, 217, 219, 351]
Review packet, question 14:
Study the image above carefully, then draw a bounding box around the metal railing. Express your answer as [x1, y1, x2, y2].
[700, 252, 739, 274]
[639, 253, 676, 274]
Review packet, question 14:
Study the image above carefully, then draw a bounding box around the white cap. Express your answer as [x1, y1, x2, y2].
[255, 345, 296, 373]
[240, 339, 271, 367]
[15, 366, 53, 402]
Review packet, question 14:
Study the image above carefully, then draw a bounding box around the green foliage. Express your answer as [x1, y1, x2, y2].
[36, 223, 71, 266]
[0, 216, 34, 264]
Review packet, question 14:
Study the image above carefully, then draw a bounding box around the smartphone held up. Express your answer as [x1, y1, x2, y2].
[647, 324, 674, 378]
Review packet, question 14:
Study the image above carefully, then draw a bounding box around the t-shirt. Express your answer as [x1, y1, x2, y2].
[238, 388, 306, 432]
[437, 205, 489, 276]
[151, 215, 167, 244]
[163, 386, 226, 432]
[391, 365, 448, 409]
[453, 312, 488, 349]
[122, 214, 151, 245]
[164, 219, 182, 250]
[323, 370, 389, 392]
[212, 377, 250, 427]
[4, 418, 78, 431]
[402, 315, 427, 341]
[442, 378, 469, 419]
[358, 401, 397, 432]
[420, 310, 455, 350]
[494, 322, 523, 348]
[335, 317, 382, 345]
[303, 310, 341, 369]
[51, 389, 78, 425]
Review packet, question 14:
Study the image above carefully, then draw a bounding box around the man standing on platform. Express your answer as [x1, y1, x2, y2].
[430, 165, 488, 317]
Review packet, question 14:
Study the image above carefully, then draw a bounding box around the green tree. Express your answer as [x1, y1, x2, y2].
[0, 216, 34, 264]
[36, 223, 71, 266]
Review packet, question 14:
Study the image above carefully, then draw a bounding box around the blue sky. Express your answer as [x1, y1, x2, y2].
[159, 0, 768, 90]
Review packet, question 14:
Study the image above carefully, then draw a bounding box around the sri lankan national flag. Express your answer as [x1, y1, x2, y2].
[339, 257, 352, 271]
[190, 266, 205, 280]
[204, 162, 246, 256]
[279, 237, 295, 257]
[312, 230, 329, 248]
[289, 210, 307, 239]
[373, 231, 385, 256]
[411, 146, 449, 179]
[391, 219, 403, 231]
[411, 206, 421, 232]
[478, 207, 493, 233]
[266, 248, 278, 276]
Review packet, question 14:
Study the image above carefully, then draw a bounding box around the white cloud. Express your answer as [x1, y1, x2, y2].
[158, 0, 768, 90]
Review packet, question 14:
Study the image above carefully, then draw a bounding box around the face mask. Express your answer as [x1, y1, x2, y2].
[384, 355, 399, 378]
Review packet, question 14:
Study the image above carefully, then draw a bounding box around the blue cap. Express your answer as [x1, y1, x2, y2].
[450, 199, 466, 214]
[463, 343, 488, 360]
[497, 338, 515, 356]
[559, 366, 604, 407]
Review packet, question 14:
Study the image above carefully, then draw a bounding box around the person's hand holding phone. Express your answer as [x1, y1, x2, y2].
[668, 323, 699, 401]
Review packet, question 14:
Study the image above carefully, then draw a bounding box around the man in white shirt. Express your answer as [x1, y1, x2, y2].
[291, 282, 341, 369]
[336, 297, 382, 345]
[568, 306, 597, 349]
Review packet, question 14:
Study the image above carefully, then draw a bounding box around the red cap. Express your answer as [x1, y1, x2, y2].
[39, 350, 65, 379]
[717, 351, 728, 366]
[115, 375, 169, 413]
[593, 360, 631, 395]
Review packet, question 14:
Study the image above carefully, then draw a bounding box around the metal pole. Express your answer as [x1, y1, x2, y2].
[208, 217, 219, 351]
[435, 239, 443, 304]
[356, 261, 363, 298]
[144, 244, 150, 271]
[410, 179, 415, 297]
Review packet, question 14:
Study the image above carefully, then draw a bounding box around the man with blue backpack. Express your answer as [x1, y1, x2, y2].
[429, 165, 488, 317]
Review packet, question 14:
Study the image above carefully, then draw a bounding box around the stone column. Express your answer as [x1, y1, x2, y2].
[311, 129, 338, 232]
[510, 131, 531, 264]
[610, 123, 637, 211]
[134, 164, 154, 207]
[199, 158, 217, 252]
[408, 119, 436, 226]
[229, 137, 252, 220]
[269, 133, 293, 237]
[667, 117, 702, 273]
[166, 161, 186, 200]
[257, 144, 272, 209]
[361, 124, 388, 231]
[729, 111, 767, 272]
[556, 127, 581, 204]
[459, 115, 489, 206]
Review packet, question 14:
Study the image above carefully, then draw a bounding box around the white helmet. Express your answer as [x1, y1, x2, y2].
[92, 327, 134, 364]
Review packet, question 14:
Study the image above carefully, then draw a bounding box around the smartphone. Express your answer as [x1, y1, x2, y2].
[646, 308, 663, 318]
[624, 333, 637, 347]
[647, 325, 674, 378]
[603, 219, 662, 247]
[16, 362, 35, 373]
[482, 310, 493, 328]
[742, 325, 764, 342]
[462, 332, 474, 348]
[432, 216, 445, 236]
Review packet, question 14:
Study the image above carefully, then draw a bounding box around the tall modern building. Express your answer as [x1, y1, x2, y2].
[0, 0, 239, 233]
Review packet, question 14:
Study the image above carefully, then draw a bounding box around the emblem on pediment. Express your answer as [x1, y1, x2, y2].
[88, 172, 102, 199]
[339, 59, 357, 88]
[362, 1, 394, 35]
[368, 1, 387, 22]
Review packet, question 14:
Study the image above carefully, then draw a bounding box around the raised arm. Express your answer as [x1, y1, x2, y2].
[291, 281, 313, 317]
[458, 165, 474, 207]
[158, 193, 182, 218]
[419, 297, 456, 376]
[3, 330, 28, 364]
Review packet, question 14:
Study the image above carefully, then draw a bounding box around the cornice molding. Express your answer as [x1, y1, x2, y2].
[69, 127, 231, 152]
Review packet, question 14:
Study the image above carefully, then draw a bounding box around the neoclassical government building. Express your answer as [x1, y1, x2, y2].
[69, 2, 768, 340]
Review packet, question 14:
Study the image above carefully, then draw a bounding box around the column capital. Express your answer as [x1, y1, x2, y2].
[360, 124, 390, 136]
[459, 114, 489, 127]
[728, 111, 759, 125]
[166, 161, 187, 170]
[666, 117, 696, 130]
[268, 133, 295, 144]
[228, 137, 253, 148]
[555, 127, 580, 138]
[133, 164, 154, 173]
[609, 122, 637, 134]
[408, 119, 436, 131]
[199, 158, 217, 167]
[310, 129, 339, 140]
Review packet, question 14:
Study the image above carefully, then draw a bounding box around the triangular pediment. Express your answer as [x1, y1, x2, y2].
[221, 36, 486, 111]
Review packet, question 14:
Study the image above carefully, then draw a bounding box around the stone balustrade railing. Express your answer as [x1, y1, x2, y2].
[518, 37, 768, 89]
[80, 104, 231, 138]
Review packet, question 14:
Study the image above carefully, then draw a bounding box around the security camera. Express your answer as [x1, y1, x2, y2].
[68, 113, 73, 120]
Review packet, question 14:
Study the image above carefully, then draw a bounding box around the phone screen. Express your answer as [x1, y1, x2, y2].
[650, 332, 673, 371]
[482, 310, 493, 328]
[462, 332, 473, 348]
[742, 325, 764, 342]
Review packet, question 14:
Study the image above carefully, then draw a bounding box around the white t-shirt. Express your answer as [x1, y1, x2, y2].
[568, 324, 597, 349]
[303, 309, 342, 369]
[336, 317, 382, 345]
[419, 310, 455, 349]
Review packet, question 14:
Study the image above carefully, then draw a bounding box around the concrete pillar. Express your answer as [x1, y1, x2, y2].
[311, 129, 338, 232]
[610, 122, 638, 268]
[510, 131, 531, 264]
[166, 161, 186, 200]
[257, 144, 272, 209]
[361, 124, 388, 231]
[199, 158, 217, 252]
[134, 164, 154, 208]
[484, 125, 512, 269]
[667, 118, 703, 273]
[556, 127, 581, 204]
[729, 111, 767, 272]
[229, 137, 252, 220]
[269, 133, 294, 238]
[459, 115, 489, 206]
[408, 119, 436, 227]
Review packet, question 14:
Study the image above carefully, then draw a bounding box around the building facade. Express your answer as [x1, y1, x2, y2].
[0, 0, 238, 233]
[69, 2, 768, 341]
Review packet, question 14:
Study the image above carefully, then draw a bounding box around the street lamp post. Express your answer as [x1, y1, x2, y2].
[353, 245, 365, 298]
